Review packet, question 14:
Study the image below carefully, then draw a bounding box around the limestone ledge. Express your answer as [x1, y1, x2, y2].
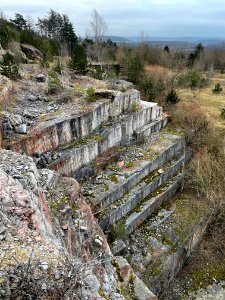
[48, 104, 162, 175]
[6, 89, 141, 155]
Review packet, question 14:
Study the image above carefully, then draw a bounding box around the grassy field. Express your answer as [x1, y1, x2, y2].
[177, 72, 225, 129]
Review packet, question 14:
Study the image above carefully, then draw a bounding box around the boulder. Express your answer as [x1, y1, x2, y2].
[14, 123, 27, 134]
[36, 74, 46, 82]
[28, 94, 39, 101]
[112, 240, 127, 255]
[20, 44, 43, 60]
[8, 42, 28, 63]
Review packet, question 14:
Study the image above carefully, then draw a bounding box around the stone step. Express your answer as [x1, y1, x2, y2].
[124, 173, 183, 235]
[6, 89, 144, 155]
[98, 153, 185, 231]
[125, 193, 212, 296]
[135, 114, 168, 144]
[44, 103, 164, 175]
[90, 134, 186, 215]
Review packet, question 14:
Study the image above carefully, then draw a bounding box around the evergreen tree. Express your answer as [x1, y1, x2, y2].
[188, 43, 204, 67]
[0, 52, 21, 80]
[60, 15, 77, 55]
[122, 54, 144, 83]
[10, 13, 27, 31]
[164, 45, 170, 53]
[0, 20, 17, 49]
[48, 70, 62, 94]
[37, 9, 62, 40]
[166, 89, 180, 104]
[69, 43, 88, 74]
[212, 83, 223, 94]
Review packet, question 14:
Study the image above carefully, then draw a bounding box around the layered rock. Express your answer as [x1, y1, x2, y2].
[0, 149, 156, 299]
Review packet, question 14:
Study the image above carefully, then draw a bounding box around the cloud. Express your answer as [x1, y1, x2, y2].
[1, 0, 225, 37]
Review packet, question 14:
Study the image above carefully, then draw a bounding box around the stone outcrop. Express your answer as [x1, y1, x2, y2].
[20, 44, 43, 61]
[0, 149, 156, 299]
[0, 78, 212, 299]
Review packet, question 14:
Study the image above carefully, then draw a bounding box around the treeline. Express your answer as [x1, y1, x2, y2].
[0, 9, 118, 74]
[116, 40, 225, 103]
[0, 10, 78, 59]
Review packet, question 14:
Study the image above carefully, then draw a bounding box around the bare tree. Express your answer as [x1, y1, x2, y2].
[88, 9, 108, 62]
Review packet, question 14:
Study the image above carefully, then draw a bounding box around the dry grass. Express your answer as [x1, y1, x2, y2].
[145, 64, 167, 75]
[177, 72, 225, 129]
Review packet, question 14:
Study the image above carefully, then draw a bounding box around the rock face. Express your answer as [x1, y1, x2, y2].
[0, 75, 12, 106]
[0, 75, 13, 146]
[20, 44, 43, 60]
[0, 149, 156, 299]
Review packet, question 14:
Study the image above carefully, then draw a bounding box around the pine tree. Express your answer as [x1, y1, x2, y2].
[47, 70, 62, 94]
[166, 89, 180, 104]
[164, 45, 170, 53]
[60, 15, 77, 55]
[10, 13, 27, 31]
[69, 44, 88, 74]
[0, 52, 21, 80]
[212, 83, 223, 94]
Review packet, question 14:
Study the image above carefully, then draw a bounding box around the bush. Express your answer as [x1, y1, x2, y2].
[48, 70, 62, 94]
[86, 86, 97, 102]
[53, 59, 62, 74]
[221, 108, 225, 119]
[189, 70, 201, 88]
[73, 83, 85, 97]
[131, 102, 139, 112]
[121, 54, 144, 83]
[0, 52, 21, 80]
[166, 89, 180, 105]
[139, 74, 156, 101]
[212, 83, 223, 94]
[90, 65, 104, 80]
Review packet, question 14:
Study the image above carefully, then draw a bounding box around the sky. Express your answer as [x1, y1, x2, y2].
[1, 0, 225, 39]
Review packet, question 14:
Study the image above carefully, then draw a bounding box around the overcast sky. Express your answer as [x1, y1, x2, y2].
[1, 0, 225, 38]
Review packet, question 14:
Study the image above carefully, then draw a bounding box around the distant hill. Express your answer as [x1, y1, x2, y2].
[102, 36, 130, 43]
[102, 35, 225, 49]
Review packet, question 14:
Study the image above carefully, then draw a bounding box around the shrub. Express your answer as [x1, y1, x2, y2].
[53, 59, 62, 74]
[0, 52, 21, 80]
[131, 102, 139, 112]
[121, 54, 144, 83]
[166, 89, 180, 105]
[221, 108, 225, 119]
[90, 65, 104, 80]
[120, 86, 127, 92]
[189, 70, 201, 88]
[212, 83, 223, 94]
[48, 70, 62, 94]
[139, 74, 156, 101]
[86, 86, 97, 102]
[73, 83, 85, 97]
